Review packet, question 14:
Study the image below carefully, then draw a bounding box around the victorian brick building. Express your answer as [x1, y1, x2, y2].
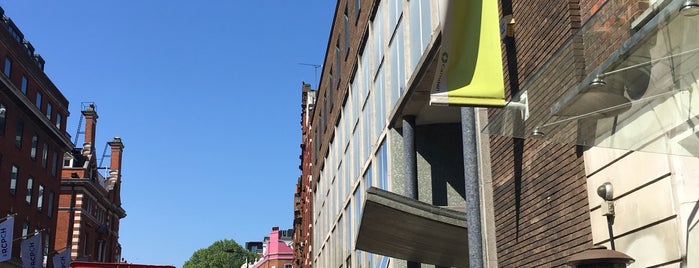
[54, 104, 126, 263]
[0, 6, 72, 268]
[293, 82, 315, 268]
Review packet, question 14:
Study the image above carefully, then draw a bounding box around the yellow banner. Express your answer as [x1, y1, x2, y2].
[431, 0, 505, 107]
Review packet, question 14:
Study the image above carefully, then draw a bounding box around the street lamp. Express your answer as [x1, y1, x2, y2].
[224, 248, 250, 268]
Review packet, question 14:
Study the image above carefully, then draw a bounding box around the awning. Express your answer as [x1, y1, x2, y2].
[355, 187, 468, 267]
[484, 1, 699, 157]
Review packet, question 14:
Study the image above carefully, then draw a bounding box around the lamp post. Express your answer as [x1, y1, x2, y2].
[224, 248, 250, 268]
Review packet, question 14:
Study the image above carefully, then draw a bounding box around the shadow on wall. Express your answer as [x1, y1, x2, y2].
[416, 123, 466, 206]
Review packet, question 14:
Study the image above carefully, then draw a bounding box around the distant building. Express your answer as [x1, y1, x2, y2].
[0, 6, 72, 268]
[248, 227, 293, 268]
[244, 241, 263, 257]
[292, 82, 315, 268]
[54, 104, 126, 263]
[70, 261, 174, 268]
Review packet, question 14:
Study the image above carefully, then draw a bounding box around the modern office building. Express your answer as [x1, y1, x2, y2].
[54, 104, 126, 263]
[0, 6, 73, 268]
[303, 0, 698, 267]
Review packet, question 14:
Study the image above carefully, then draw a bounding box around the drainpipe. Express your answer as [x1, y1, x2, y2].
[402, 115, 420, 268]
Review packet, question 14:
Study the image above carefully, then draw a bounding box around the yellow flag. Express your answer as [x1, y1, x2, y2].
[431, 0, 505, 107]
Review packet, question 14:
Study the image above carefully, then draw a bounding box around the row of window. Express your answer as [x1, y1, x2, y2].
[4, 56, 64, 130]
[0, 102, 62, 176]
[312, 0, 434, 267]
[83, 195, 114, 228]
[9, 164, 56, 218]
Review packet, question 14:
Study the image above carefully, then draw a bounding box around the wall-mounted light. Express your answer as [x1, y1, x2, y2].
[566, 245, 634, 268]
[680, 0, 699, 16]
[598, 182, 616, 250]
[597, 182, 613, 201]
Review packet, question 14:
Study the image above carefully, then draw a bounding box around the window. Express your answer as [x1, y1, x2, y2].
[0, 103, 6, 135]
[51, 151, 58, 176]
[336, 43, 342, 89]
[389, 22, 405, 108]
[37, 185, 44, 211]
[364, 164, 373, 189]
[41, 143, 48, 168]
[15, 120, 24, 148]
[22, 220, 29, 237]
[46, 103, 52, 119]
[10, 165, 18, 195]
[4, 57, 11, 77]
[372, 68, 386, 139]
[344, 5, 350, 59]
[388, 0, 402, 32]
[35, 91, 42, 109]
[355, 0, 361, 22]
[30, 133, 38, 160]
[26, 176, 33, 205]
[47, 191, 55, 217]
[21, 75, 27, 94]
[409, 0, 432, 71]
[377, 141, 388, 190]
[56, 113, 62, 129]
[284, 265, 292, 268]
[43, 232, 50, 259]
[371, 6, 384, 75]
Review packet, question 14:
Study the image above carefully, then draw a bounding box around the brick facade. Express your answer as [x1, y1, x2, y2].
[0, 6, 72, 268]
[293, 83, 315, 268]
[55, 105, 126, 263]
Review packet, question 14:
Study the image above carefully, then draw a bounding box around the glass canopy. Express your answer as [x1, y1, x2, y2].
[484, 1, 699, 157]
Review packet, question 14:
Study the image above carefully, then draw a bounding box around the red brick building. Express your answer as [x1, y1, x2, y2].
[54, 104, 126, 263]
[0, 6, 72, 268]
[293, 82, 315, 268]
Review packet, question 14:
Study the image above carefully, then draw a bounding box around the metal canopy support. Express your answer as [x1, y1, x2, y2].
[462, 107, 484, 268]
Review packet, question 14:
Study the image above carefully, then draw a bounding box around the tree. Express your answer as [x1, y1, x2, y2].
[183, 239, 256, 268]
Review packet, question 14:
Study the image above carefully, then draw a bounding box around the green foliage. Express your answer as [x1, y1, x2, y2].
[183, 239, 256, 268]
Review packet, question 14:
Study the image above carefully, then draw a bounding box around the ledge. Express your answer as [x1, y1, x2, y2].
[355, 187, 468, 267]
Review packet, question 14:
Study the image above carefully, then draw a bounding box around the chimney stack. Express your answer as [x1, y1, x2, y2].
[108, 137, 125, 205]
[82, 103, 98, 149]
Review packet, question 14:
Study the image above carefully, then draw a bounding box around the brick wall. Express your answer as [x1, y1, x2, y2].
[490, 0, 592, 267]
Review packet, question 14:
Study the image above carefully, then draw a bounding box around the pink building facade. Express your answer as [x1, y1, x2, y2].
[249, 227, 292, 268]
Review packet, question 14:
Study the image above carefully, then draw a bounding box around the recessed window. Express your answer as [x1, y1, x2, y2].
[51, 151, 58, 176]
[15, 120, 24, 148]
[30, 133, 38, 160]
[56, 113, 62, 130]
[46, 103, 52, 119]
[22, 220, 28, 237]
[0, 103, 6, 136]
[4, 57, 11, 77]
[35, 91, 42, 109]
[47, 191, 55, 217]
[37, 184, 44, 211]
[42, 143, 48, 168]
[21, 75, 27, 94]
[10, 165, 18, 195]
[26, 176, 34, 205]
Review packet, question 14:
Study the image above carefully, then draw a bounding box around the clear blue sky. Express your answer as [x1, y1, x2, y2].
[0, 1, 335, 267]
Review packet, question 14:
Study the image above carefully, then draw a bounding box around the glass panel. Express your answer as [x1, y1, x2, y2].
[484, 2, 699, 157]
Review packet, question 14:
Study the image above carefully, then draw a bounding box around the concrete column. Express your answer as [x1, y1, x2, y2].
[403, 116, 420, 268]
